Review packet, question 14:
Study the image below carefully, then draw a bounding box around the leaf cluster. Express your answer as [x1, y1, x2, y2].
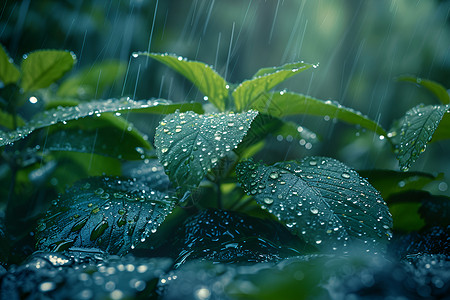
[0, 45, 449, 299]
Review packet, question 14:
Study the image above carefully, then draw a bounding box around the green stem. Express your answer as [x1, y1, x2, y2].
[216, 179, 222, 209]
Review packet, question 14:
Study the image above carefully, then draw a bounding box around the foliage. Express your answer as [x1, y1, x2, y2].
[0, 45, 449, 299]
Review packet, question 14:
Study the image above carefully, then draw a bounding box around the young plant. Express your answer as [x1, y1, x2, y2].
[0, 46, 449, 298]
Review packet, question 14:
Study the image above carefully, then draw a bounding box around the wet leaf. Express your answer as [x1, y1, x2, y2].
[155, 110, 258, 189]
[5, 251, 172, 299]
[398, 76, 449, 105]
[0, 44, 20, 85]
[57, 60, 126, 99]
[236, 157, 393, 252]
[172, 209, 308, 266]
[122, 159, 171, 192]
[41, 112, 151, 160]
[249, 92, 387, 136]
[138, 52, 229, 111]
[392, 104, 449, 171]
[0, 98, 175, 147]
[35, 177, 177, 255]
[44, 127, 149, 160]
[233, 61, 312, 111]
[21, 50, 76, 92]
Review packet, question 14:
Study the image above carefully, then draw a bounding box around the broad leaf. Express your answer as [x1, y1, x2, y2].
[137, 52, 229, 111]
[122, 159, 171, 192]
[172, 209, 306, 266]
[233, 61, 313, 111]
[35, 177, 177, 255]
[57, 60, 126, 99]
[359, 170, 441, 200]
[274, 121, 319, 144]
[236, 115, 318, 157]
[398, 76, 449, 105]
[0, 110, 25, 129]
[21, 50, 76, 92]
[236, 157, 392, 252]
[432, 112, 450, 142]
[155, 110, 258, 189]
[391, 104, 449, 171]
[44, 98, 204, 114]
[42, 113, 151, 160]
[44, 127, 148, 160]
[8, 252, 172, 299]
[249, 92, 387, 136]
[0, 98, 176, 147]
[0, 44, 20, 85]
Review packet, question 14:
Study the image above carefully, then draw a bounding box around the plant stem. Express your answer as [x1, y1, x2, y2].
[216, 179, 222, 209]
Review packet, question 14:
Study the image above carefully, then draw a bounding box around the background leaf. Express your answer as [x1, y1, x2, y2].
[155, 110, 258, 189]
[249, 92, 387, 136]
[359, 170, 441, 200]
[0, 110, 25, 130]
[233, 61, 312, 111]
[236, 157, 393, 252]
[392, 104, 449, 171]
[35, 177, 177, 255]
[21, 50, 76, 92]
[0, 98, 175, 147]
[41, 113, 151, 160]
[398, 76, 449, 105]
[0, 44, 20, 85]
[57, 60, 126, 99]
[138, 52, 229, 111]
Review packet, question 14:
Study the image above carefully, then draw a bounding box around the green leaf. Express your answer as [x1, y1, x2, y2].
[44, 127, 148, 160]
[21, 50, 76, 92]
[173, 209, 307, 265]
[57, 60, 126, 99]
[391, 104, 449, 171]
[235, 114, 318, 157]
[155, 110, 258, 189]
[137, 52, 229, 111]
[0, 98, 176, 147]
[233, 61, 313, 111]
[236, 157, 393, 252]
[0, 44, 20, 85]
[359, 170, 441, 200]
[35, 177, 177, 255]
[398, 76, 450, 105]
[249, 92, 387, 136]
[0, 110, 25, 129]
[274, 121, 319, 144]
[432, 112, 450, 142]
[123, 159, 171, 192]
[42, 112, 152, 160]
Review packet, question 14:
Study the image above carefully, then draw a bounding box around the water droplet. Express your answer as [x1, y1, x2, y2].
[161, 148, 168, 153]
[341, 172, 351, 179]
[39, 281, 56, 292]
[310, 207, 319, 214]
[94, 188, 104, 195]
[263, 197, 274, 205]
[90, 220, 109, 241]
[194, 287, 211, 300]
[71, 217, 89, 232]
[269, 172, 279, 179]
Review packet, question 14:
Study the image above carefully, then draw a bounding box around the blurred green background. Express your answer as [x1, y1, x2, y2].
[1, 0, 449, 195]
